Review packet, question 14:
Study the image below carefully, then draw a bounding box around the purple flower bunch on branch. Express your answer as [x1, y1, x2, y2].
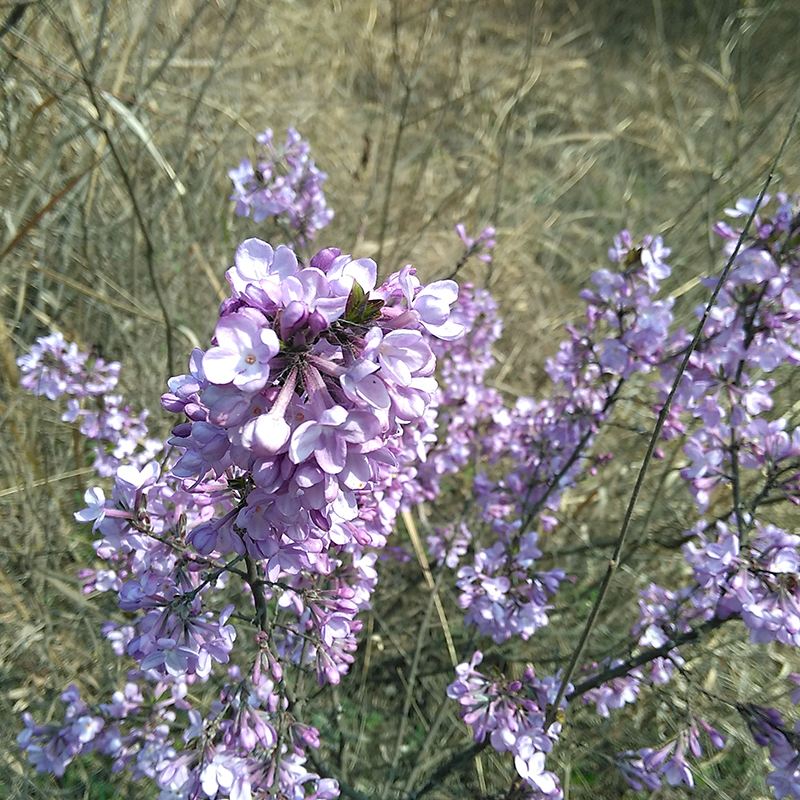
[742, 696, 800, 799]
[229, 128, 333, 246]
[449, 232, 674, 647]
[16, 331, 161, 476]
[18, 236, 464, 799]
[616, 718, 726, 791]
[435, 193, 800, 799]
[447, 651, 566, 798]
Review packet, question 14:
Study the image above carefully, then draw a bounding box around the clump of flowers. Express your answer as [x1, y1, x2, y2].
[16, 331, 161, 475]
[659, 192, 800, 509]
[17, 236, 463, 798]
[616, 718, 726, 791]
[742, 702, 800, 799]
[228, 128, 333, 246]
[447, 651, 566, 798]
[437, 195, 800, 796]
[446, 231, 673, 647]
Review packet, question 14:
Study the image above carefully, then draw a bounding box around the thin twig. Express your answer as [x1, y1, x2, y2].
[566, 617, 730, 700]
[57, 15, 177, 378]
[244, 554, 269, 631]
[405, 741, 487, 800]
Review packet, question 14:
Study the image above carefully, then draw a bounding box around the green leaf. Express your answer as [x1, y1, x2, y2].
[345, 281, 367, 319]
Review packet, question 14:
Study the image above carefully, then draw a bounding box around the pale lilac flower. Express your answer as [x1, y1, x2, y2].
[228, 127, 333, 245]
[74, 487, 107, 530]
[202, 312, 279, 392]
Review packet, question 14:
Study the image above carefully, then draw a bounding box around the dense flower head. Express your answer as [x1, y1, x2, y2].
[447, 651, 566, 798]
[162, 238, 460, 575]
[17, 332, 161, 475]
[228, 128, 333, 245]
[62, 235, 464, 695]
[617, 718, 726, 792]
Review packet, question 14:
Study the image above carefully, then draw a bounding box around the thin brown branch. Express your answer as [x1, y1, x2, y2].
[57, 14, 177, 379]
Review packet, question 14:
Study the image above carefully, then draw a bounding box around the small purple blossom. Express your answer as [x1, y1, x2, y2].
[228, 127, 333, 245]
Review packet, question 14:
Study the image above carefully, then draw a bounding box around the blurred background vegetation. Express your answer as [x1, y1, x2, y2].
[2, 1, 800, 797]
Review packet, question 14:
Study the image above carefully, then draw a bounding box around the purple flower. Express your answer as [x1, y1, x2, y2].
[289, 406, 378, 475]
[372, 329, 433, 386]
[202, 312, 279, 392]
[412, 280, 464, 339]
[74, 487, 107, 529]
[228, 127, 333, 245]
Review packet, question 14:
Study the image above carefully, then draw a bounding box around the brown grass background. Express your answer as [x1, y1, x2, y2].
[2, 1, 800, 797]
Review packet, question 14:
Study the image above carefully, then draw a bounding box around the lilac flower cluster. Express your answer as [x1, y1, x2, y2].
[600, 515, 800, 713]
[18, 236, 463, 798]
[162, 238, 461, 574]
[580, 661, 642, 717]
[439, 195, 800, 798]
[16, 331, 161, 475]
[18, 684, 111, 778]
[17, 331, 119, 399]
[447, 651, 566, 799]
[600, 195, 800, 684]
[70, 458, 236, 673]
[743, 702, 800, 798]
[659, 193, 800, 508]
[450, 231, 674, 644]
[617, 718, 726, 791]
[18, 671, 339, 800]
[228, 128, 333, 246]
[690, 522, 800, 645]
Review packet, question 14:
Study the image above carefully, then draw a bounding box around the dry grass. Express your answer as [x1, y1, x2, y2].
[2, 0, 800, 797]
